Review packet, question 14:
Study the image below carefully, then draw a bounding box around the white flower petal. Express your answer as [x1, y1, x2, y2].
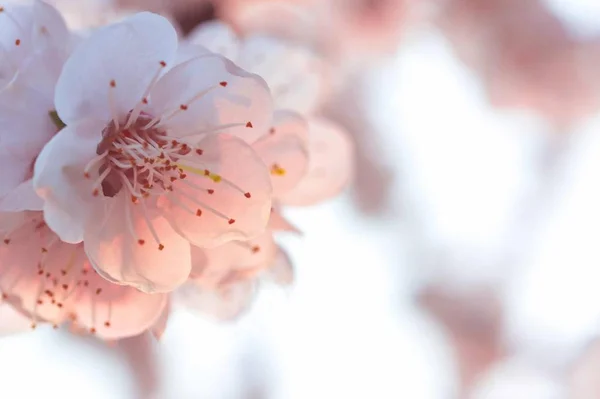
[55, 12, 178, 125]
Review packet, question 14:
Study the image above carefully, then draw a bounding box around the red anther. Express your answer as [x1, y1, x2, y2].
[219, 81, 228, 87]
[228, 219, 236, 225]
[196, 209, 202, 217]
[246, 122, 253, 128]
[244, 192, 251, 198]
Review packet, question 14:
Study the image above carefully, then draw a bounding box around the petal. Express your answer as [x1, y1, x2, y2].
[32, 0, 70, 48]
[190, 230, 277, 287]
[71, 248, 168, 340]
[237, 35, 327, 114]
[55, 12, 178, 125]
[0, 220, 75, 326]
[279, 118, 354, 206]
[177, 279, 256, 321]
[84, 192, 192, 293]
[0, 84, 56, 161]
[0, 152, 31, 199]
[161, 133, 272, 247]
[268, 207, 302, 234]
[150, 299, 170, 340]
[263, 247, 294, 286]
[0, 5, 34, 79]
[187, 21, 240, 61]
[252, 110, 309, 197]
[0, 302, 32, 336]
[0, 178, 43, 211]
[0, 211, 30, 234]
[148, 53, 273, 143]
[33, 119, 107, 243]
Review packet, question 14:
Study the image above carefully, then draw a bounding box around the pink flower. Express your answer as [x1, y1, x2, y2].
[0, 211, 167, 339]
[33, 12, 275, 293]
[187, 20, 329, 114]
[278, 117, 354, 206]
[438, 0, 600, 126]
[0, 0, 73, 211]
[220, 0, 413, 63]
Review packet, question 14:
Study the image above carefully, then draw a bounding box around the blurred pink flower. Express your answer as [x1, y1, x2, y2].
[278, 117, 354, 206]
[438, 0, 600, 126]
[32, 12, 275, 293]
[187, 20, 329, 114]
[220, 0, 413, 64]
[0, 0, 73, 210]
[0, 211, 167, 340]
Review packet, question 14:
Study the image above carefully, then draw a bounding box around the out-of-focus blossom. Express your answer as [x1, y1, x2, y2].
[0, 212, 167, 340]
[437, 0, 600, 126]
[0, 0, 73, 208]
[33, 12, 275, 293]
[220, 0, 414, 64]
[278, 117, 354, 206]
[419, 286, 504, 397]
[187, 20, 329, 114]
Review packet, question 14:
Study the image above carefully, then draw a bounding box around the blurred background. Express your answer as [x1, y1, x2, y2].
[2, 0, 600, 397]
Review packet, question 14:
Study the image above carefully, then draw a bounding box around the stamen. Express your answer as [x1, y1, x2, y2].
[108, 80, 120, 130]
[125, 61, 168, 129]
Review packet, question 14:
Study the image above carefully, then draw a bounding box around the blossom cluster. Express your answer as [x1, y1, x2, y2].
[0, 1, 352, 340]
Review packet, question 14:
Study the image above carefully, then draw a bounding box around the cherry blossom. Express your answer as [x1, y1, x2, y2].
[33, 12, 275, 293]
[0, 211, 167, 339]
